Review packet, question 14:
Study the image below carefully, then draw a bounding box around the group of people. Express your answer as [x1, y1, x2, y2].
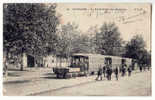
[96, 64, 132, 81]
[139, 63, 150, 72]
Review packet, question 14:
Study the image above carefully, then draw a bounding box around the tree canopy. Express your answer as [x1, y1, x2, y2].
[124, 35, 150, 65]
[3, 3, 59, 56]
[95, 22, 123, 56]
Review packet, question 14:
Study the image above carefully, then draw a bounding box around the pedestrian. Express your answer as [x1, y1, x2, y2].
[139, 64, 142, 72]
[109, 67, 112, 80]
[96, 67, 103, 81]
[122, 67, 126, 77]
[121, 63, 127, 77]
[114, 67, 119, 80]
[127, 67, 132, 76]
[106, 66, 110, 80]
[103, 66, 106, 77]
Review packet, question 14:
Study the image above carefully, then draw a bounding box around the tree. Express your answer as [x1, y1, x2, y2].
[55, 22, 97, 67]
[56, 22, 79, 57]
[54, 22, 79, 66]
[72, 34, 91, 53]
[86, 25, 99, 54]
[57, 22, 96, 55]
[124, 35, 150, 66]
[141, 50, 151, 66]
[95, 22, 123, 56]
[3, 3, 59, 70]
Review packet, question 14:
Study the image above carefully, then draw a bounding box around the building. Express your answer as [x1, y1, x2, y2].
[43, 55, 70, 68]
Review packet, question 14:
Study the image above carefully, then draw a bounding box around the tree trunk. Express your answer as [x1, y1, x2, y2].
[20, 53, 24, 71]
[4, 50, 8, 77]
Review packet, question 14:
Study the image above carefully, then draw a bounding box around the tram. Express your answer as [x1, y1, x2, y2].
[53, 53, 132, 78]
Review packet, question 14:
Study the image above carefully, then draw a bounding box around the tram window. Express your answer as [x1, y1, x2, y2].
[71, 56, 88, 68]
[71, 57, 80, 67]
[105, 57, 112, 65]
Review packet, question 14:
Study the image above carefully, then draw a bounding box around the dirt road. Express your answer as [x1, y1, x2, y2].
[3, 69, 151, 96]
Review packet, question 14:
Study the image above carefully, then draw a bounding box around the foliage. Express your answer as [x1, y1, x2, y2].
[56, 22, 99, 58]
[3, 3, 59, 70]
[55, 22, 79, 57]
[125, 35, 151, 65]
[3, 3, 150, 68]
[3, 3, 59, 56]
[95, 22, 123, 56]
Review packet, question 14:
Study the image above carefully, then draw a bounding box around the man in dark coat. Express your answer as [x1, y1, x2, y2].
[96, 67, 103, 81]
[106, 65, 112, 80]
[121, 64, 127, 77]
[109, 67, 112, 80]
[139, 64, 143, 72]
[114, 67, 119, 80]
[103, 66, 106, 77]
[127, 67, 132, 76]
[106, 66, 110, 80]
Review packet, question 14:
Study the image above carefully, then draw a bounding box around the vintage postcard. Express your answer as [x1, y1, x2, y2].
[3, 3, 152, 96]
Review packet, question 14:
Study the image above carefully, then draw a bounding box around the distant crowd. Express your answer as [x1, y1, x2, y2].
[96, 63, 150, 81]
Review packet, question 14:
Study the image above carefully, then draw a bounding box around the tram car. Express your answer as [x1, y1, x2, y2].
[53, 53, 132, 78]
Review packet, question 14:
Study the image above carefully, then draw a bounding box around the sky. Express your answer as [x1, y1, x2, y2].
[56, 3, 151, 51]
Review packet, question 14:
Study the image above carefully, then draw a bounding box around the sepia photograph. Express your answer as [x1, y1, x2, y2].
[3, 3, 152, 96]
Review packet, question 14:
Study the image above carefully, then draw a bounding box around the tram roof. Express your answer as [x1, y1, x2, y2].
[72, 53, 132, 59]
[72, 53, 101, 57]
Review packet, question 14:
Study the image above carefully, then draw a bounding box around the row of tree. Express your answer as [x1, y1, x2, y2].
[56, 22, 151, 66]
[3, 3, 151, 71]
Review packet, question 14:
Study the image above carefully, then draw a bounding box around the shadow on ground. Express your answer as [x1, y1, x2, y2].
[3, 80, 31, 84]
[8, 68, 27, 71]
[44, 73, 55, 76]
[40, 76, 68, 80]
[7, 73, 21, 77]
[42, 73, 70, 80]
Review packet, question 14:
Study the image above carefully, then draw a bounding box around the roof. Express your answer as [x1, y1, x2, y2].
[72, 53, 101, 57]
[72, 53, 132, 59]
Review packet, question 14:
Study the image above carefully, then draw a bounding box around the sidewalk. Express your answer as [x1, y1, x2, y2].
[3, 67, 53, 83]
[3, 73, 97, 96]
[3, 67, 96, 96]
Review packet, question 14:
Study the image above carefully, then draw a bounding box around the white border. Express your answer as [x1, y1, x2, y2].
[1, 0, 155, 3]
[0, 0, 154, 100]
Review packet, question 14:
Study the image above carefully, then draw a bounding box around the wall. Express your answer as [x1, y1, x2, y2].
[43, 55, 70, 68]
